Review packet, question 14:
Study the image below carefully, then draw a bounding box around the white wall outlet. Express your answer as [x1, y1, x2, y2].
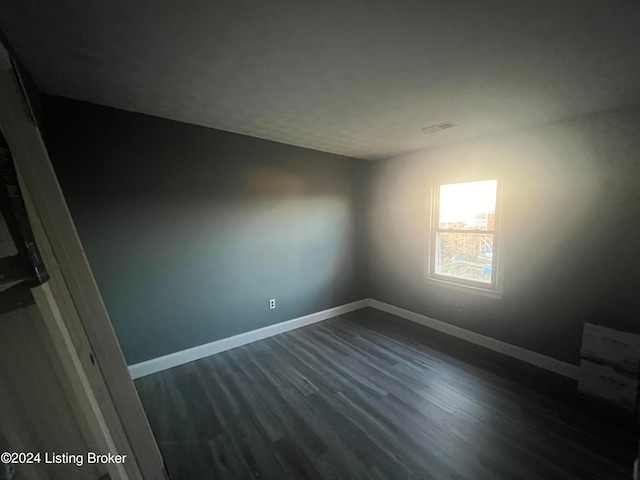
[269, 299, 276, 310]
[456, 301, 464, 312]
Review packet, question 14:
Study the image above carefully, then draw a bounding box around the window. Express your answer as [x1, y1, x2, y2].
[426, 179, 503, 296]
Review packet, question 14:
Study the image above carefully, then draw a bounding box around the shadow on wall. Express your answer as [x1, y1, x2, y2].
[240, 166, 356, 314]
[41, 96, 370, 365]
[79, 165, 357, 365]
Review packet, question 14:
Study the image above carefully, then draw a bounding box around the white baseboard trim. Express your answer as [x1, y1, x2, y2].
[368, 299, 580, 380]
[130, 297, 580, 381]
[128, 299, 369, 379]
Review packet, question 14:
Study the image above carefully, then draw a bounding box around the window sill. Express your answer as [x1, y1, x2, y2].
[422, 277, 503, 299]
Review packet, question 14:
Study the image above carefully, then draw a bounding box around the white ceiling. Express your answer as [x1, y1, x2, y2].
[1, 1, 639, 160]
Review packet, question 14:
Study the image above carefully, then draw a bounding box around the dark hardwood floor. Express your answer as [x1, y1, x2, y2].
[135, 307, 636, 479]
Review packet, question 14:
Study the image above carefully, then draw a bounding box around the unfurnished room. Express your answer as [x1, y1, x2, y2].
[0, 1, 639, 479]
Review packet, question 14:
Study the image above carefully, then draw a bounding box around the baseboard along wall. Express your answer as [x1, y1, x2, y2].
[368, 299, 580, 380]
[128, 298, 581, 380]
[128, 299, 369, 379]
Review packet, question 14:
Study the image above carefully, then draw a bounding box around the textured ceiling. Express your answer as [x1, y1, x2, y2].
[1, 1, 640, 160]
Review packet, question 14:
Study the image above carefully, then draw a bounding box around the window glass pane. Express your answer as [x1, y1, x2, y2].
[438, 180, 497, 230]
[434, 232, 493, 284]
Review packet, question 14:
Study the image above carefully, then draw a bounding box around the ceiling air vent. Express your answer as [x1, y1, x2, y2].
[421, 121, 457, 135]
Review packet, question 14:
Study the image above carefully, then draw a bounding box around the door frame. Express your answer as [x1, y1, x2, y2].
[0, 45, 167, 480]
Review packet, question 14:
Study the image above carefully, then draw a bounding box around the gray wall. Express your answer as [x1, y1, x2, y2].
[42, 97, 370, 365]
[42, 95, 640, 368]
[369, 104, 640, 364]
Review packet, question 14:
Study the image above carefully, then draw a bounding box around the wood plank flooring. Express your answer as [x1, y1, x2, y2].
[135, 308, 636, 479]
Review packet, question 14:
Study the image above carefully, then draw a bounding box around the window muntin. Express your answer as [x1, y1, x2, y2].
[429, 179, 501, 291]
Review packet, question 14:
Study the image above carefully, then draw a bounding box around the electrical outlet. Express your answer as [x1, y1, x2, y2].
[269, 299, 276, 310]
[455, 301, 464, 312]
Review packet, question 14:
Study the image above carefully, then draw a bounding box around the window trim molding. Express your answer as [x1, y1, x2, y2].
[422, 276, 504, 299]
[424, 178, 504, 298]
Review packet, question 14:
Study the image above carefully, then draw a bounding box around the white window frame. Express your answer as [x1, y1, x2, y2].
[424, 178, 504, 298]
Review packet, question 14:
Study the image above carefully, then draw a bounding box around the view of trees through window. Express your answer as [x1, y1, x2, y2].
[433, 180, 497, 285]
